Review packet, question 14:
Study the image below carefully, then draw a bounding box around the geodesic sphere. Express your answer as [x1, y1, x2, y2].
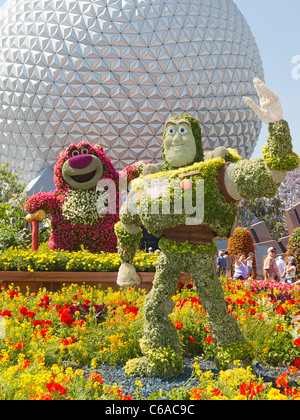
[0, 0, 264, 182]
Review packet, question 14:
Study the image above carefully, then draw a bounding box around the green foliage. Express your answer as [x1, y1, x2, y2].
[286, 228, 300, 279]
[114, 221, 143, 264]
[0, 161, 25, 203]
[130, 157, 238, 239]
[262, 120, 299, 172]
[234, 158, 278, 200]
[213, 341, 255, 371]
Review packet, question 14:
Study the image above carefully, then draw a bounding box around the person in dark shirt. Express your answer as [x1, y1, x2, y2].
[217, 251, 227, 277]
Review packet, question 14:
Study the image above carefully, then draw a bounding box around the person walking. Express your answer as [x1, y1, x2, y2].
[224, 251, 233, 278]
[276, 256, 287, 283]
[217, 251, 226, 277]
[264, 247, 280, 282]
[245, 253, 254, 278]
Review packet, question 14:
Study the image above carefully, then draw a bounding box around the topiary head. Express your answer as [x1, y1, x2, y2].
[54, 141, 118, 193]
[162, 114, 204, 170]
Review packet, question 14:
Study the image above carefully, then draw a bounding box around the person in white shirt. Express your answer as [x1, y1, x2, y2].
[283, 257, 297, 285]
[245, 253, 254, 278]
[276, 256, 287, 283]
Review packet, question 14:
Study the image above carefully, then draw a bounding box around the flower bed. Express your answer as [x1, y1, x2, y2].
[0, 245, 164, 293]
[1, 279, 300, 400]
[0, 244, 158, 273]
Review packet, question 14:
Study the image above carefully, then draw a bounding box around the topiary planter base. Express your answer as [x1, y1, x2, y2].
[0, 271, 191, 294]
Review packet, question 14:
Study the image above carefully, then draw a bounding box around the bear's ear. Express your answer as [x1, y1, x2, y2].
[93, 144, 103, 152]
[58, 149, 69, 161]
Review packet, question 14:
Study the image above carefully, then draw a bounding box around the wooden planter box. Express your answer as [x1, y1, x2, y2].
[0, 271, 192, 294]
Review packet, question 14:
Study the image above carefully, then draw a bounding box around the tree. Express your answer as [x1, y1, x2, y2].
[0, 161, 25, 203]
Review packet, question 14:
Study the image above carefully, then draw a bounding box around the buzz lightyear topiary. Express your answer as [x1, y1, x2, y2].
[115, 78, 299, 376]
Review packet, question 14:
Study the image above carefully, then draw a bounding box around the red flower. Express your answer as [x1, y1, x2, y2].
[246, 308, 256, 316]
[19, 306, 36, 319]
[294, 338, 300, 346]
[276, 325, 284, 331]
[38, 294, 51, 309]
[189, 336, 195, 343]
[1, 310, 12, 317]
[9, 290, 19, 299]
[34, 328, 49, 338]
[60, 337, 76, 346]
[46, 382, 67, 396]
[173, 321, 183, 331]
[19, 359, 30, 370]
[19, 306, 28, 316]
[60, 308, 74, 326]
[276, 304, 287, 316]
[204, 335, 213, 344]
[294, 358, 300, 368]
[32, 320, 52, 327]
[124, 304, 138, 316]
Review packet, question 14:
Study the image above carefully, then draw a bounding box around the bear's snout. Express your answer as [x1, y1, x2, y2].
[69, 154, 93, 170]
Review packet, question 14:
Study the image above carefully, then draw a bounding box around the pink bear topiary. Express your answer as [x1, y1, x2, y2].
[25, 141, 120, 253]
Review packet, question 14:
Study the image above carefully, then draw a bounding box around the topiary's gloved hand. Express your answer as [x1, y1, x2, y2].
[243, 78, 283, 124]
[117, 262, 141, 288]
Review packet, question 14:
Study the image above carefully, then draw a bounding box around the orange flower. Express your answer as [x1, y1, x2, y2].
[190, 388, 204, 400]
[18, 359, 30, 370]
[31, 392, 52, 400]
[13, 342, 25, 350]
[276, 373, 289, 389]
[87, 373, 103, 384]
[239, 382, 264, 400]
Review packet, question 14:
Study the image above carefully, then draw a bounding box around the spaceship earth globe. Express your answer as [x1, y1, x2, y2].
[0, 0, 264, 183]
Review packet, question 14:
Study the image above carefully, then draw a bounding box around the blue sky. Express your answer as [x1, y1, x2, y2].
[0, 0, 299, 159]
[234, 0, 300, 158]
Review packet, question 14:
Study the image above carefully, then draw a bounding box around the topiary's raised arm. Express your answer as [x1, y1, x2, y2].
[220, 79, 299, 202]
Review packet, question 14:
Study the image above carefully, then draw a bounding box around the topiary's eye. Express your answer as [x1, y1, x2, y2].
[81, 148, 89, 154]
[168, 128, 175, 135]
[179, 127, 186, 134]
[71, 150, 80, 157]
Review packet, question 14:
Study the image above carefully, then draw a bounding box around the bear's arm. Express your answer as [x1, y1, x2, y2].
[25, 191, 61, 216]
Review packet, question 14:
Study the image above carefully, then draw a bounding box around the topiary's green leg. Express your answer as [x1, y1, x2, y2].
[190, 252, 253, 369]
[142, 252, 183, 353]
[190, 252, 244, 347]
[125, 252, 184, 377]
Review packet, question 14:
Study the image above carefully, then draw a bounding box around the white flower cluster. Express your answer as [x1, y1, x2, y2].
[62, 188, 108, 226]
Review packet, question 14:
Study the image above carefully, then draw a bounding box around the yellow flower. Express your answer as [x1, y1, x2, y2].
[135, 380, 143, 388]
[267, 388, 288, 400]
[232, 395, 247, 400]
[91, 358, 97, 370]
